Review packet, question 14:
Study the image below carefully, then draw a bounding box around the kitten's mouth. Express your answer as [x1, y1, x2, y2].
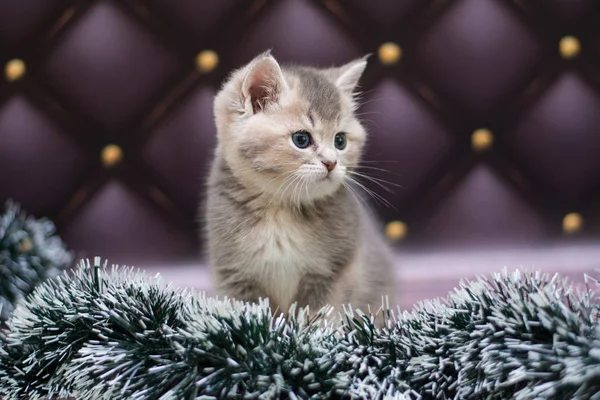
[298, 165, 341, 186]
[320, 171, 342, 184]
[319, 171, 336, 182]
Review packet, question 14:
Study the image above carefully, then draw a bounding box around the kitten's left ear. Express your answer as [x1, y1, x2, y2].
[241, 52, 289, 114]
[330, 55, 370, 95]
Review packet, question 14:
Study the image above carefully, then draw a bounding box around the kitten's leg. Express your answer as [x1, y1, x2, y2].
[217, 279, 268, 305]
[295, 274, 333, 320]
[217, 278, 285, 316]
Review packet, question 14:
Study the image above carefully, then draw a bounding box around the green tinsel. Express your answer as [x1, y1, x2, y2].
[0, 257, 599, 399]
[0, 200, 72, 321]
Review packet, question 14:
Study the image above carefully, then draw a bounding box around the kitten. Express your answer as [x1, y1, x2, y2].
[204, 51, 395, 324]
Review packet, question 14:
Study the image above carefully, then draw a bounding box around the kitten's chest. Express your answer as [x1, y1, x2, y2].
[242, 212, 326, 306]
[246, 213, 315, 269]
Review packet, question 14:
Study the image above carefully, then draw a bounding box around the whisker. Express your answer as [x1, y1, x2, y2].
[289, 175, 300, 209]
[348, 173, 395, 194]
[346, 163, 404, 179]
[343, 180, 372, 214]
[357, 119, 380, 129]
[347, 171, 405, 191]
[354, 110, 385, 118]
[347, 177, 397, 211]
[293, 176, 305, 209]
[304, 178, 311, 205]
[347, 165, 401, 175]
[288, 175, 304, 203]
[349, 160, 399, 164]
[265, 170, 296, 185]
[267, 173, 300, 208]
[355, 167, 397, 174]
[356, 96, 384, 108]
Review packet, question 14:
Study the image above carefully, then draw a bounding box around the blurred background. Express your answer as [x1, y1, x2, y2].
[1, 0, 600, 309]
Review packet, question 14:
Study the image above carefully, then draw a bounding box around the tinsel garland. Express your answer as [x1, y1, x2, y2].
[0, 257, 599, 399]
[0, 200, 72, 321]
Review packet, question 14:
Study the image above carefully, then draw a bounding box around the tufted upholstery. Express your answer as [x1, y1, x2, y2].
[1, 0, 600, 267]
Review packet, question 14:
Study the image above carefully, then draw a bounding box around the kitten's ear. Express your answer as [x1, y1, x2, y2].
[329, 55, 370, 95]
[241, 52, 289, 114]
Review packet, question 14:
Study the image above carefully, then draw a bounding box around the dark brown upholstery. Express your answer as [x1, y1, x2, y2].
[1, 0, 600, 266]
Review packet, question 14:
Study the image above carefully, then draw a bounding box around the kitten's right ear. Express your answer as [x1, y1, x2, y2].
[323, 54, 370, 96]
[241, 52, 289, 114]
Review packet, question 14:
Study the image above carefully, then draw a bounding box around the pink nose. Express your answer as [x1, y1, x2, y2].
[322, 161, 337, 172]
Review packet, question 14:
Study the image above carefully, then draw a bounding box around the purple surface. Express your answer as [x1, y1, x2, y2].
[417, 0, 543, 117]
[43, 1, 182, 129]
[537, 0, 597, 26]
[359, 79, 456, 212]
[233, 0, 361, 67]
[422, 165, 545, 247]
[0, 0, 599, 263]
[144, 85, 217, 212]
[0, 95, 86, 215]
[345, 0, 421, 26]
[148, 0, 239, 40]
[0, 0, 68, 48]
[510, 72, 600, 200]
[63, 180, 196, 265]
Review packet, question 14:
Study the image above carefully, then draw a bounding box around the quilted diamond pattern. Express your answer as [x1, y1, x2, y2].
[422, 165, 545, 247]
[0, 0, 69, 50]
[233, 0, 361, 66]
[344, 0, 421, 27]
[0, 95, 86, 215]
[510, 72, 600, 200]
[533, 0, 598, 26]
[359, 79, 455, 216]
[0, 0, 599, 264]
[62, 181, 195, 264]
[42, 1, 182, 129]
[147, 0, 239, 40]
[143, 85, 217, 212]
[416, 0, 544, 118]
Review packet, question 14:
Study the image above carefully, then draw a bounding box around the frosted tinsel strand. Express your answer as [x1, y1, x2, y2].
[1, 259, 600, 399]
[0, 200, 72, 321]
[400, 270, 600, 399]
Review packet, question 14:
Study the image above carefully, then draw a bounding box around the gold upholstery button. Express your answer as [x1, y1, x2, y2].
[386, 220, 407, 241]
[196, 50, 219, 73]
[378, 42, 402, 65]
[5, 59, 26, 82]
[563, 212, 583, 234]
[471, 128, 494, 152]
[559, 36, 580, 59]
[101, 144, 123, 168]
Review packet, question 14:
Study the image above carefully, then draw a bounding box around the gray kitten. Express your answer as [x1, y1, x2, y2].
[204, 51, 395, 322]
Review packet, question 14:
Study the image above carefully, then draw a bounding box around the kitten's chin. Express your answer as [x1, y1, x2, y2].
[308, 181, 343, 201]
[297, 174, 345, 203]
[258, 170, 345, 205]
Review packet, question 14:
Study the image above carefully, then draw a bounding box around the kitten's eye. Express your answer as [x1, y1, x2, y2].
[334, 132, 347, 150]
[292, 131, 311, 149]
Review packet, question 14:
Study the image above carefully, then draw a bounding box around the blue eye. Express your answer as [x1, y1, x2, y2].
[292, 131, 311, 148]
[334, 132, 347, 150]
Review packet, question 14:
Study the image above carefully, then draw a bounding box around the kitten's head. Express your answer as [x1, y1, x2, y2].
[214, 51, 369, 204]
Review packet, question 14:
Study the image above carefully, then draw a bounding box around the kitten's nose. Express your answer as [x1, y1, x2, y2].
[322, 161, 337, 172]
